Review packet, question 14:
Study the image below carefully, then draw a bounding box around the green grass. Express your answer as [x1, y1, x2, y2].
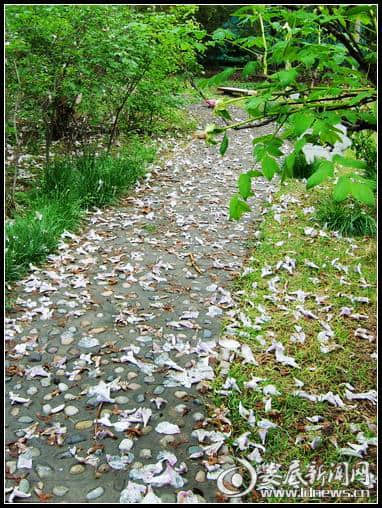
[316, 198, 376, 237]
[5, 198, 82, 281]
[5, 139, 156, 283]
[281, 152, 316, 180]
[209, 174, 377, 502]
[43, 141, 155, 207]
[142, 223, 157, 233]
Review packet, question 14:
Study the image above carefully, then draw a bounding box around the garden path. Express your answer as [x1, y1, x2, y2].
[5, 104, 277, 503]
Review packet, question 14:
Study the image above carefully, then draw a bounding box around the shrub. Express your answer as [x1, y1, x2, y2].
[351, 131, 377, 182]
[5, 5, 206, 156]
[316, 197, 376, 237]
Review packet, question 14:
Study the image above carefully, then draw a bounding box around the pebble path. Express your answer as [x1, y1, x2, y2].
[5, 104, 277, 503]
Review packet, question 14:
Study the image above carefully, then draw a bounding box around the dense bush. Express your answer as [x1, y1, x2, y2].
[351, 131, 377, 182]
[124, 77, 187, 135]
[5, 5, 205, 158]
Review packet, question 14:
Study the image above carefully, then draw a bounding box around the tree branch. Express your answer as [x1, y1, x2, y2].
[106, 67, 148, 153]
[220, 96, 375, 134]
[286, 92, 376, 107]
[232, 116, 278, 130]
[341, 119, 377, 132]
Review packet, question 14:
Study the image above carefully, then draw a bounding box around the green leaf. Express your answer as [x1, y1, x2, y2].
[252, 134, 273, 146]
[348, 91, 373, 106]
[220, 133, 229, 156]
[316, 160, 334, 176]
[262, 155, 278, 180]
[281, 152, 295, 182]
[229, 195, 239, 220]
[357, 110, 377, 127]
[266, 137, 283, 157]
[333, 177, 351, 202]
[347, 5, 372, 17]
[199, 67, 237, 89]
[212, 28, 235, 41]
[289, 112, 315, 136]
[215, 108, 232, 122]
[242, 60, 259, 79]
[229, 195, 251, 220]
[247, 169, 263, 178]
[341, 110, 358, 123]
[205, 123, 224, 144]
[205, 124, 225, 135]
[294, 137, 307, 153]
[246, 96, 265, 116]
[238, 172, 252, 200]
[272, 68, 298, 86]
[332, 155, 367, 169]
[363, 178, 377, 191]
[350, 183, 375, 206]
[306, 169, 330, 189]
[253, 135, 283, 158]
[298, 52, 316, 66]
[323, 131, 343, 146]
[253, 143, 267, 161]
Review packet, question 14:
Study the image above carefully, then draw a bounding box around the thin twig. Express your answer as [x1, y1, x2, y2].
[94, 402, 104, 440]
[233, 116, 277, 130]
[187, 253, 203, 274]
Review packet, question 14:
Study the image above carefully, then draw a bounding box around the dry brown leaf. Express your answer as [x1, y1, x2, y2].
[6, 365, 25, 377]
[126, 427, 143, 437]
[35, 491, 53, 502]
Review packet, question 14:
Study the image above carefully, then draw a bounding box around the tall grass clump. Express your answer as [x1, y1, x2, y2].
[42, 140, 156, 208]
[5, 140, 156, 282]
[5, 198, 82, 281]
[316, 198, 376, 237]
[281, 152, 316, 179]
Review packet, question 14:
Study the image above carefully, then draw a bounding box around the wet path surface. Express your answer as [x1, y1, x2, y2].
[5, 104, 277, 503]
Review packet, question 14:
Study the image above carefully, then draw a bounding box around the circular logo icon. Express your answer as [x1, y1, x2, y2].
[216, 458, 257, 498]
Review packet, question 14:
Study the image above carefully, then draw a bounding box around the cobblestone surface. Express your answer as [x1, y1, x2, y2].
[5, 104, 277, 503]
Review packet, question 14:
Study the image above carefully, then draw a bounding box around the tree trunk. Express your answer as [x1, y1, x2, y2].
[106, 72, 147, 153]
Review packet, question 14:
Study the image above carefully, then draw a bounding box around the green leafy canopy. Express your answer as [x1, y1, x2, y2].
[203, 4, 376, 217]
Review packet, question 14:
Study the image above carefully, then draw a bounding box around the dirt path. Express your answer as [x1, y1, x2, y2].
[5, 104, 278, 503]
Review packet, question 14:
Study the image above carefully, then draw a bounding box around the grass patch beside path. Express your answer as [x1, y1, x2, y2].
[5, 198, 82, 282]
[211, 178, 377, 502]
[5, 140, 155, 283]
[316, 198, 376, 238]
